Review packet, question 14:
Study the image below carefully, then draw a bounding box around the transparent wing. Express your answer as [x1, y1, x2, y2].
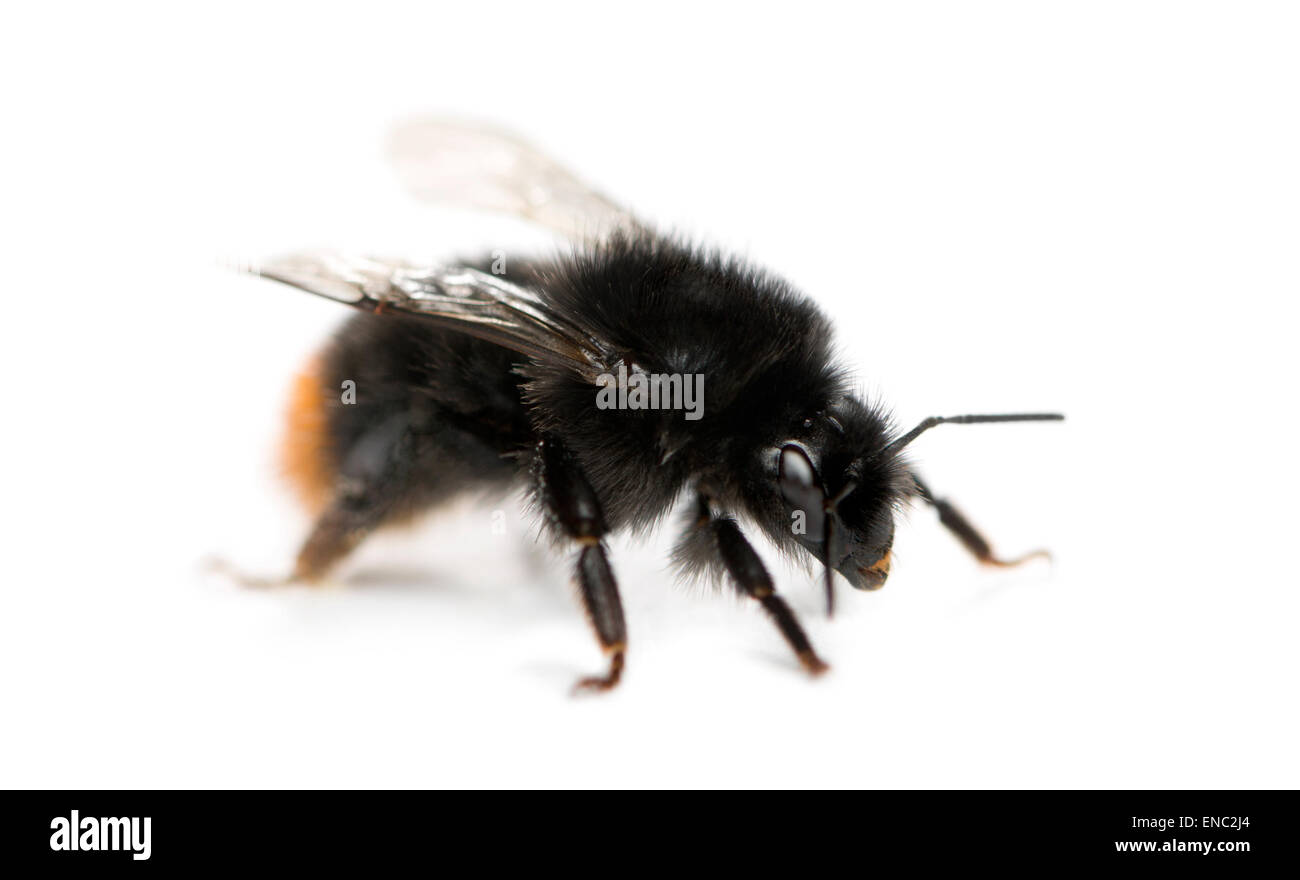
[256, 251, 612, 381]
[386, 117, 645, 241]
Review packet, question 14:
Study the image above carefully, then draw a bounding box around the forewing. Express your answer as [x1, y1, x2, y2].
[256, 251, 611, 381]
[387, 117, 645, 241]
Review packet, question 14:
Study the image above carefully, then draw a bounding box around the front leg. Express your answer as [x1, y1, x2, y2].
[534, 437, 627, 693]
[682, 495, 828, 676]
[911, 473, 1050, 567]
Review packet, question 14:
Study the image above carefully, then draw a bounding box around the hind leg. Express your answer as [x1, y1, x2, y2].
[292, 487, 401, 582]
[289, 412, 420, 582]
[288, 412, 514, 584]
[211, 472, 406, 588]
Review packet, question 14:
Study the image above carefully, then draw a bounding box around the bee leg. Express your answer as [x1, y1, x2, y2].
[291, 417, 419, 582]
[219, 483, 400, 588]
[534, 437, 627, 693]
[692, 496, 829, 676]
[291, 489, 393, 582]
[910, 473, 1050, 567]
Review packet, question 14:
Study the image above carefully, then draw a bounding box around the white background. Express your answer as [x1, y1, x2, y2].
[2, 2, 1296, 789]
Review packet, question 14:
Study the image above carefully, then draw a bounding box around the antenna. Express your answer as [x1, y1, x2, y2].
[877, 412, 1064, 459]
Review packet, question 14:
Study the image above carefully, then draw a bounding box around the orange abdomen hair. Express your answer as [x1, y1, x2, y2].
[279, 356, 335, 513]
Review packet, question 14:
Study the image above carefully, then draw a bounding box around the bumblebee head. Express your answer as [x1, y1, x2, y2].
[774, 400, 908, 607]
[773, 402, 1063, 614]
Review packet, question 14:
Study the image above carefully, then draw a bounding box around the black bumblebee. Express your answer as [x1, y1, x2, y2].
[250, 119, 1062, 691]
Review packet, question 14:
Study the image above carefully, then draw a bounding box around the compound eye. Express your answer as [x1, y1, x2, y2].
[778, 444, 826, 536]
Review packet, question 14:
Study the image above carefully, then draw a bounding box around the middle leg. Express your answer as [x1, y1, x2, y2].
[534, 436, 628, 692]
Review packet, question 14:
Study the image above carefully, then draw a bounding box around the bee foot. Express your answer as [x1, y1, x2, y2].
[201, 556, 294, 589]
[571, 651, 625, 694]
[983, 548, 1052, 568]
[799, 650, 831, 677]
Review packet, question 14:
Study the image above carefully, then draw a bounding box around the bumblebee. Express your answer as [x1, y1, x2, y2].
[249, 119, 1062, 691]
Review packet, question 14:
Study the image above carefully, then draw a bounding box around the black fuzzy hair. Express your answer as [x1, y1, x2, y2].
[515, 232, 910, 574]
[307, 229, 911, 584]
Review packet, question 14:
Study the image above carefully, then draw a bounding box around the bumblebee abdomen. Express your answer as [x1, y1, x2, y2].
[279, 313, 536, 521]
[279, 354, 335, 513]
